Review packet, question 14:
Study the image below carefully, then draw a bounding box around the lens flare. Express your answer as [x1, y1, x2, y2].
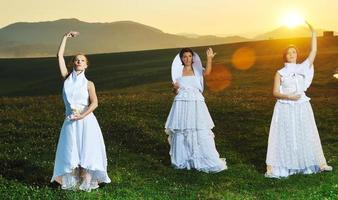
[334, 68, 338, 79]
[231, 47, 256, 70]
[205, 63, 232, 92]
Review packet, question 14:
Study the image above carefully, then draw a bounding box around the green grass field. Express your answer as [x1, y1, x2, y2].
[0, 37, 338, 199]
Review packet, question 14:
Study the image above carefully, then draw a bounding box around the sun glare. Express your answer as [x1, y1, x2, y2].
[282, 11, 305, 28]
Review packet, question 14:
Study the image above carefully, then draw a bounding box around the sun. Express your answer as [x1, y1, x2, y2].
[281, 11, 305, 28]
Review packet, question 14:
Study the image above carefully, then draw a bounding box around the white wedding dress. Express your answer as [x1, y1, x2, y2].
[51, 70, 111, 191]
[266, 59, 329, 178]
[165, 75, 227, 173]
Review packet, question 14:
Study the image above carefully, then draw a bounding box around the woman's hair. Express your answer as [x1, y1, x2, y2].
[179, 48, 194, 65]
[283, 45, 300, 63]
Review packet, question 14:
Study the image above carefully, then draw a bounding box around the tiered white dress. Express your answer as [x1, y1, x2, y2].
[266, 59, 329, 178]
[165, 75, 227, 173]
[51, 70, 111, 191]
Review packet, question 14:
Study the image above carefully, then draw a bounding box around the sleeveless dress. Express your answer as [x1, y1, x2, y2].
[165, 75, 227, 173]
[265, 59, 329, 178]
[51, 70, 111, 191]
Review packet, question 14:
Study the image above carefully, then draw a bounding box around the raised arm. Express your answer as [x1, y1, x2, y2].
[305, 21, 317, 65]
[272, 72, 301, 100]
[57, 31, 79, 79]
[204, 47, 216, 76]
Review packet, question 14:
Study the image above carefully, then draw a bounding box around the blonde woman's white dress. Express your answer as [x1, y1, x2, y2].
[51, 70, 111, 191]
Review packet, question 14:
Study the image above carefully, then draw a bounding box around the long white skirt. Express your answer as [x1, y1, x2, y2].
[266, 101, 328, 178]
[51, 113, 111, 190]
[165, 100, 227, 173]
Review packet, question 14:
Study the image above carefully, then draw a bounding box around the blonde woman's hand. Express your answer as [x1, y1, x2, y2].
[71, 113, 84, 121]
[64, 31, 80, 38]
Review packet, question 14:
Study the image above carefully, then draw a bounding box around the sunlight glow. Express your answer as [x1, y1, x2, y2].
[334, 72, 338, 79]
[282, 11, 305, 28]
[205, 64, 232, 92]
[231, 47, 256, 70]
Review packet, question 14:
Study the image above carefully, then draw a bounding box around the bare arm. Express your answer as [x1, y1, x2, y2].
[204, 47, 216, 76]
[305, 21, 317, 66]
[272, 72, 301, 100]
[57, 31, 79, 79]
[72, 81, 98, 120]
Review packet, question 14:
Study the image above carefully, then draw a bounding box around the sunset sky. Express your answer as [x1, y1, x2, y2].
[2, 0, 338, 37]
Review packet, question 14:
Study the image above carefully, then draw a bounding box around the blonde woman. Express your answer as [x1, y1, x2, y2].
[51, 31, 110, 191]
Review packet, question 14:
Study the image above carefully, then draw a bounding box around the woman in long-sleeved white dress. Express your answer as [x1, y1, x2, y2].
[265, 22, 332, 178]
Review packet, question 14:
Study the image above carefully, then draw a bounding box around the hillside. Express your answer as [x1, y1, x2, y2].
[0, 38, 337, 199]
[0, 18, 248, 58]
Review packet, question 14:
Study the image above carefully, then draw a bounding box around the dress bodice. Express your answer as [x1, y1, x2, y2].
[62, 70, 89, 116]
[277, 59, 314, 104]
[280, 73, 306, 95]
[174, 76, 205, 101]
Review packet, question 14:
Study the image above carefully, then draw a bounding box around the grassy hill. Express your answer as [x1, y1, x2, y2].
[0, 37, 337, 199]
[1, 36, 337, 97]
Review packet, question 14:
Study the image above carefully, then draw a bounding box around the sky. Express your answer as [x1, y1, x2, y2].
[1, 0, 338, 37]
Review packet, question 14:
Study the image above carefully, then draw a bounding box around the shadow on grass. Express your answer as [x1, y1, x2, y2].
[0, 159, 51, 186]
[105, 120, 171, 166]
[213, 108, 270, 173]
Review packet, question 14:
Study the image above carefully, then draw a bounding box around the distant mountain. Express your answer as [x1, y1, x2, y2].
[177, 33, 201, 38]
[0, 18, 249, 58]
[254, 26, 328, 40]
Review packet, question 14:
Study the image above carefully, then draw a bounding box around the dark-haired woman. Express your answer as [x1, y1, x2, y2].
[165, 47, 227, 173]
